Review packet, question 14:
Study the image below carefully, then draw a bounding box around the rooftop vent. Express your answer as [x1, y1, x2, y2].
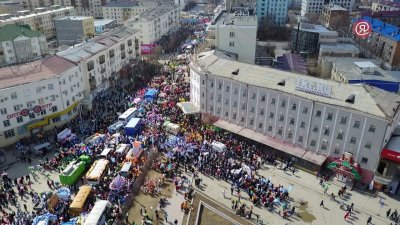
[345, 94, 355, 104]
[277, 79, 286, 86]
[232, 69, 239, 75]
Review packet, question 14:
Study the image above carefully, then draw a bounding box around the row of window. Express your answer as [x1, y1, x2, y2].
[3, 115, 63, 139]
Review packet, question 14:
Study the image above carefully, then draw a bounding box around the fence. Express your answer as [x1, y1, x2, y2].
[113, 147, 159, 225]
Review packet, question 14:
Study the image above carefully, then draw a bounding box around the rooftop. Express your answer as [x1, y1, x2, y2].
[55, 16, 93, 21]
[192, 50, 400, 119]
[324, 57, 399, 82]
[299, 23, 338, 34]
[324, 4, 348, 11]
[103, 0, 156, 8]
[212, 9, 257, 26]
[94, 19, 115, 26]
[276, 53, 307, 75]
[0, 56, 76, 89]
[319, 44, 359, 53]
[58, 27, 139, 62]
[140, 4, 179, 21]
[0, 24, 43, 41]
[353, 16, 400, 42]
[0, 6, 74, 22]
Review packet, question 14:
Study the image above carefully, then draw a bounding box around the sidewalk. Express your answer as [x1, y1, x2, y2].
[162, 189, 186, 225]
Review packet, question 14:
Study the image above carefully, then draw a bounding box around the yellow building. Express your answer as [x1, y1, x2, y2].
[54, 16, 95, 45]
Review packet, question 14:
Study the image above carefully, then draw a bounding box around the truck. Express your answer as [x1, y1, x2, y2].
[124, 118, 143, 136]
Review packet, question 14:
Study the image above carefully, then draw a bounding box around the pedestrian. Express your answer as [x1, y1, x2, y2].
[174, 219, 178, 225]
[344, 211, 350, 220]
[387, 208, 391, 217]
[23, 204, 27, 211]
[155, 209, 160, 220]
[330, 193, 335, 201]
[230, 185, 234, 196]
[222, 189, 226, 198]
[320, 200, 324, 207]
[367, 215, 372, 224]
[164, 211, 168, 222]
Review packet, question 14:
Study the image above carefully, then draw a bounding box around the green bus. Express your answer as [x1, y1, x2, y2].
[59, 156, 91, 186]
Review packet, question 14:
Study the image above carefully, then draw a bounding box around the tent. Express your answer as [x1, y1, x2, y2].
[32, 213, 58, 225]
[145, 89, 158, 102]
[57, 129, 72, 141]
[176, 102, 199, 115]
[110, 175, 126, 191]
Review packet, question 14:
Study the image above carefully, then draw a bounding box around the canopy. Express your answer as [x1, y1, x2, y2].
[327, 160, 362, 180]
[32, 213, 58, 225]
[56, 187, 71, 200]
[176, 102, 199, 115]
[110, 175, 126, 190]
[57, 128, 72, 141]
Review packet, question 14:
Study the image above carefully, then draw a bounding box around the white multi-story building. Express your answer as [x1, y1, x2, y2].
[0, 0, 25, 14]
[0, 5, 76, 39]
[57, 26, 141, 109]
[207, 8, 257, 64]
[0, 24, 48, 66]
[125, 3, 180, 45]
[189, 50, 400, 184]
[372, 0, 400, 12]
[256, 0, 288, 27]
[0, 55, 84, 147]
[301, 0, 354, 16]
[102, 1, 158, 24]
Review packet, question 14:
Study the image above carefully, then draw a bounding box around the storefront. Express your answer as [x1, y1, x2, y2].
[327, 152, 362, 188]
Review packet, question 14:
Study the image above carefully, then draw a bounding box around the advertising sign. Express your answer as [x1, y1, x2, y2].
[140, 44, 155, 55]
[353, 20, 372, 39]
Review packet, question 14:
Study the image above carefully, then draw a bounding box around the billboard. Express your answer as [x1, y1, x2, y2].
[352, 20, 372, 39]
[140, 44, 156, 55]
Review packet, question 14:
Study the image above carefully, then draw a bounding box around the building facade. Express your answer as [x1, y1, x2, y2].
[54, 16, 95, 45]
[0, 24, 48, 65]
[301, 0, 354, 17]
[0, 0, 25, 14]
[94, 19, 117, 33]
[352, 16, 400, 70]
[57, 27, 141, 109]
[0, 6, 75, 39]
[207, 9, 257, 64]
[371, 0, 400, 12]
[290, 23, 337, 54]
[320, 4, 349, 30]
[0, 56, 84, 147]
[256, 0, 288, 27]
[189, 50, 400, 183]
[124, 4, 180, 45]
[102, 1, 158, 24]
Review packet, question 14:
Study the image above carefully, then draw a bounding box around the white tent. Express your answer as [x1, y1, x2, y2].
[57, 128, 71, 141]
[176, 102, 199, 115]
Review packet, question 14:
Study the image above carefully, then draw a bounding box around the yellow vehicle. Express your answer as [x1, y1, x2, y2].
[85, 159, 109, 186]
[69, 185, 92, 217]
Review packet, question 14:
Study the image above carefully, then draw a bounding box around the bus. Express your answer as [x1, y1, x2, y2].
[83, 200, 111, 225]
[118, 107, 138, 123]
[85, 159, 109, 186]
[69, 185, 92, 217]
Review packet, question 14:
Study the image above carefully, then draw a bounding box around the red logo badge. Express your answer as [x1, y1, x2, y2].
[353, 20, 372, 39]
[33, 105, 42, 113]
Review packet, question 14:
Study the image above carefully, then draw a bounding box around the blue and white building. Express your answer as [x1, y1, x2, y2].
[256, 0, 289, 27]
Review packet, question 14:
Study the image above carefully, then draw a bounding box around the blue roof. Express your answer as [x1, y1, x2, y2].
[353, 16, 400, 42]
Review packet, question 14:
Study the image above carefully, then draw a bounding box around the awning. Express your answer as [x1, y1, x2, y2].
[177, 102, 200, 115]
[213, 119, 327, 166]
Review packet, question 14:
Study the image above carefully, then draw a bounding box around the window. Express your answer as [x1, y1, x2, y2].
[252, 93, 256, 99]
[334, 147, 340, 154]
[340, 115, 347, 124]
[234, 88, 238, 94]
[210, 81, 214, 88]
[321, 141, 328, 150]
[361, 157, 368, 164]
[226, 86, 230, 92]
[202, 80, 205, 85]
[48, 84, 54, 90]
[14, 105, 20, 111]
[242, 88, 247, 96]
[217, 107, 221, 114]
[300, 121, 305, 128]
[11, 92, 17, 100]
[268, 126, 273, 131]
[52, 116, 61, 123]
[4, 129, 15, 139]
[229, 31, 235, 37]
[337, 130, 343, 140]
[291, 102, 296, 110]
[16, 117, 23, 123]
[287, 131, 293, 139]
[310, 140, 316, 147]
[218, 82, 222, 90]
[281, 99, 286, 107]
[279, 114, 284, 121]
[353, 121, 360, 128]
[258, 123, 263, 129]
[365, 142, 372, 149]
[259, 108, 264, 115]
[51, 106, 58, 112]
[278, 128, 283, 135]
[302, 106, 308, 114]
[315, 110, 321, 117]
[225, 111, 229, 117]
[0, 108, 7, 115]
[269, 112, 274, 119]
[298, 136, 303, 142]
[217, 95, 221, 102]
[241, 102, 246, 110]
[232, 113, 237, 120]
[261, 95, 265, 102]
[29, 113, 35, 119]
[229, 41, 235, 47]
[313, 125, 319, 132]
[241, 117, 245, 122]
[270, 98, 276, 105]
[368, 125, 376, 133]
[324, 126, 329, 135]
[290, 118, 295, 125]
[327, 111, 333, 120]
[249, 118, 254, 125]
[233, 101, 237, 107]
[225, 99, 229, 105]
[3, 120, 11, 127]
[350, 137, 357, 144]
[250, 107, 255, 113]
